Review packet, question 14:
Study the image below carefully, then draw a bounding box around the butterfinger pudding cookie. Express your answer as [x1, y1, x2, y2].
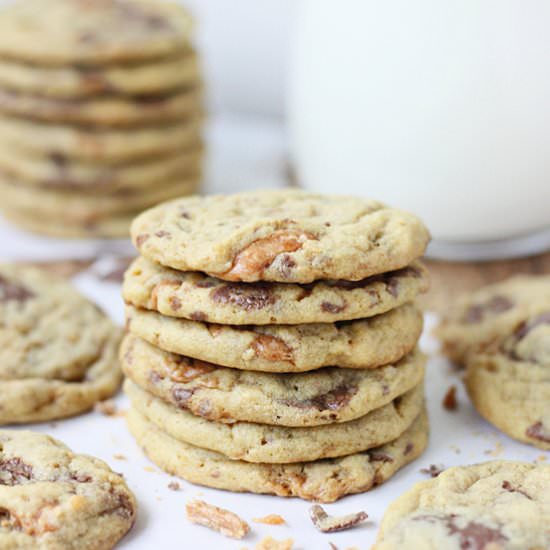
[123, 256, 429, 325]
[0, 0, 192, 64]
[127, 407, 429, 503]
[121, 334, 426, 427]
[131, 190, 430, 283]
[436, 274, 550, 364]
[0, 430, 136, 549]
[373, 461, 550, 549]
[0, 52, 200, 98]
[125, 379, 425, 463]
[465, 309, 550, 450]
[0, 264, 122, 423]
[125, 303, 423, 372]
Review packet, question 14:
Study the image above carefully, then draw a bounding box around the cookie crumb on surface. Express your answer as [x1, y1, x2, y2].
[309, 505, 368, 533]
[94, 399, 117, 416]
[255, 536, 294, 550]
[186, 499, 250, 539]
[484, 441, 505, 457]
[167, 481, 181, 491]
[442, 385, 458, 411]
[253, 514, 286, 525]
[420, 464, 445, 478]
[113, 453, 126, 460]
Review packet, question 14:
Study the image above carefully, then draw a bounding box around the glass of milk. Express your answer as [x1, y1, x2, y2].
[288, 0, 550, 260]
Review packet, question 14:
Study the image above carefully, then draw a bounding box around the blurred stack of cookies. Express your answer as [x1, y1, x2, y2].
[122, 190, 431, 502]
[0, 0, 202, 238]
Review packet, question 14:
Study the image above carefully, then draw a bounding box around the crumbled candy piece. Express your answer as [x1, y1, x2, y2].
[186, 499, 250, 539]
[309, 505, 368, 533]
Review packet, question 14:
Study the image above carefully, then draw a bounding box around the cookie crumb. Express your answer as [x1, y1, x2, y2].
[484, 441, 504, 457]
[168, 481, 181, 491]
[329, 544, 338, 550]
[144, 466, 156, 472]
[536, 455, 547, 462]
[420, 464, 445, 478]
[442, 385, 458, 411]
[255, 536, 294, 550]
[449, 444, 461, 455]
[186, 499, 250, 540]
[113, 453, 126, 461]
[309, 505, 368, 533]
[95, 399, 117, 416]
[253, 514, 286, 525]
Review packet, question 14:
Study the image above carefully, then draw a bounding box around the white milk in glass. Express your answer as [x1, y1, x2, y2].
[288, 0, 550, 258]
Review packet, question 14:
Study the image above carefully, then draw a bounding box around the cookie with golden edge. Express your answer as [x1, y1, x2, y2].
[123, 256, 429, 325]
[125, 302, 423, 373]
[131, 189, 430, 283]
[373, 461, 550, 549]
[121, 334, 426, 427]
[0, 429, 136, 549]
[127, 407, 429, 503]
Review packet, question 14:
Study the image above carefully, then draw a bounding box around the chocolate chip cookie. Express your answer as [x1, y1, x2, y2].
[465, 309, 550, 450]
[0, 429, 136, 548]
[0, 115, 201, 162]
[125, 379, 425, 463]
[123, 256, 429, 325]
[0, 264, 122, 423]
[125, 302, 423, 372]
[436, 274, 550, 364]
[127, 406, 428, 503]
[0, 52, 199, 98]
[0, 87, 202, 127]
[0, 146, 202, 192]
[121, 334, 426, 427]
[0, 174, 199, 223]
[0, 0, 193, 64]
[131, 190, 430, 283]
[374, 461, 550, 549]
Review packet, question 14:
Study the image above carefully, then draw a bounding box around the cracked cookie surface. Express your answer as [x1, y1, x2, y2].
[131, 190, 430, 283]
[0, 429, 136, 549]
[121, 334, 425, 427]
[123, 256, 429, 325]
[0, 264, 122, 423]
[374, 461, 550, 550]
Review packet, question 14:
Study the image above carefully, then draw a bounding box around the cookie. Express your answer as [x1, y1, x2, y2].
[123, 256, 429, 325]
[121, 334, 426, 427]
[0, 53, 199, 98]
[0, 115, 202, 161]
[125, 379, 424, 463]
[125, 302, 423, 372]
[436, 275, 550, 364]
[131, 190, 430, 283]
[0, 87, 202, 127]
[465, 309, 550, 450]
[0, 429, 136, 548]
[2, 207, 134, 238]
[0, 174, 200, 223]
[0, 146, 202, 191]
[127, 406, 428, 503]
[0, 0, 193, 64]
[373, 461, 550, 549]
[0, 264, 122, 423]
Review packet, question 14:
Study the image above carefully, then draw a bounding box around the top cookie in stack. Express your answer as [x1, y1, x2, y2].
[122, 190, 431, 502]
[0, 0, 203, 238]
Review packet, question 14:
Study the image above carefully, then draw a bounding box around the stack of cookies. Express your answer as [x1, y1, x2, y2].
[122, 190, 431, 502]
[0, 0, 202, 238]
